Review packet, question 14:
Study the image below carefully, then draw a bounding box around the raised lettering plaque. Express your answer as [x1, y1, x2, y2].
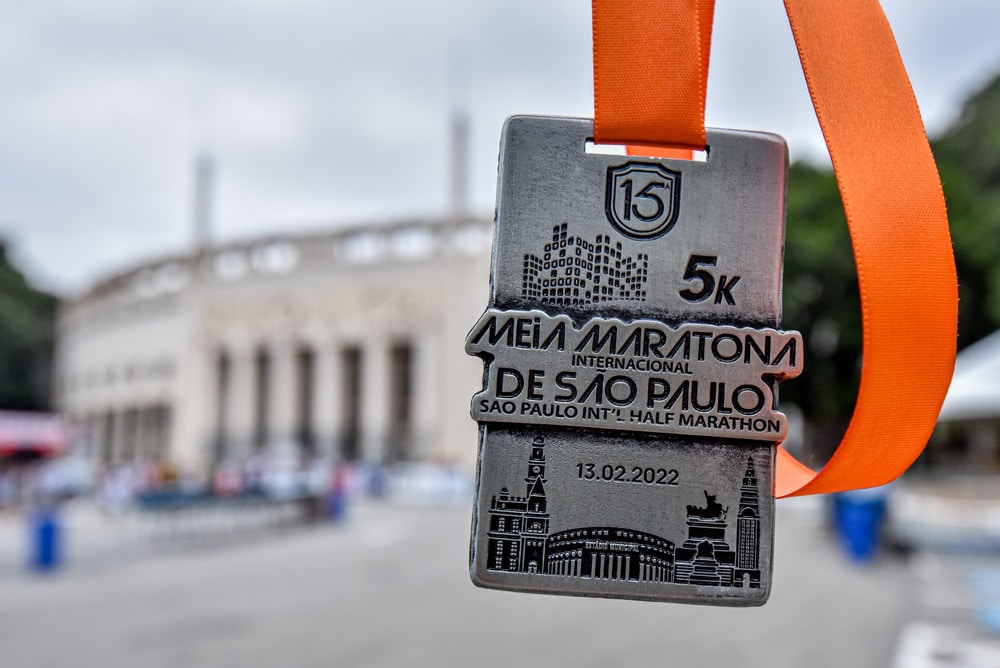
[466, 116, 802, 605]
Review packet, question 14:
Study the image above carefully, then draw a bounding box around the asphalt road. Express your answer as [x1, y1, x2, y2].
[0, 498, 989, 668]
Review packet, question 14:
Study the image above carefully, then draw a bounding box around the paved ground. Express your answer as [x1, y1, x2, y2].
[0, 497, 996, 668]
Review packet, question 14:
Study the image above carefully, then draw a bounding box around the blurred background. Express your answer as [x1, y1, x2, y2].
[3, 1, 1000, 666]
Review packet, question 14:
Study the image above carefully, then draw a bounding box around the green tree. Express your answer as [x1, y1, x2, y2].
[780, 70, 1000, 457]
[0, 241, 59, 411]
[780, 162, 858, 457]
[932, 73, 1000, 348]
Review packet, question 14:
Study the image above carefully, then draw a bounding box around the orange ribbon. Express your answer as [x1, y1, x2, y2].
[592, 0, 958, 497]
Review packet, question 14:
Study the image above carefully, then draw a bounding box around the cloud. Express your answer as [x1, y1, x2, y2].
[1, 0, 998, 293]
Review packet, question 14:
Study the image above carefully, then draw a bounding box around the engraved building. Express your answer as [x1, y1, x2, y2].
[53, 218, 492, 473]
[522, 223, 648, 307]
[735, 457, 762, 587]
[486, 435, 550, 572]
[545, 528, 675, 582]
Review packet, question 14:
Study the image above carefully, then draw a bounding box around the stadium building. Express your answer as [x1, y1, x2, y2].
[53, 216, 491, 474]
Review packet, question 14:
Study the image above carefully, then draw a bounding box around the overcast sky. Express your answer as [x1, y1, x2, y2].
[3, 0, 1000, 294]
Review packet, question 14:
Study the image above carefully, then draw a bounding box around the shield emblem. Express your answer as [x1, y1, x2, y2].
[605, 162, 681, 239]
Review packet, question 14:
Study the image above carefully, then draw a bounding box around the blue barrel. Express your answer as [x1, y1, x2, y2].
[326, 489, 348, 521]
[29, 507, 61, 572]
[833, 492, 886, 562]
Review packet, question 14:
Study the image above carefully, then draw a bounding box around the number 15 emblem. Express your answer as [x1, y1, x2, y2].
[605, 161, 681, 239]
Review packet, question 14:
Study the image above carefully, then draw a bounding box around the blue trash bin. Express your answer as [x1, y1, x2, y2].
[29, 507, 61, 572]
[833, 490, 887, 562]
[326, 489, 348, 521]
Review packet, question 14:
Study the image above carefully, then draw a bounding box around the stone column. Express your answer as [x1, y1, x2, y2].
[202, 351, 225, 464]
[110, 408, 127, 463]
[139, 406, 156, 461]
[269, 340, 298, 450]
[96, 411, 113, 463]
[102, 410, 115, 463]
[361, 338, 390, 463]
[172, 343, 214, 474]
[226, 345, 256, 461]
[313, 341, 341, 459]
[136, 406, 151, 460]
[411, 333, 437, 461]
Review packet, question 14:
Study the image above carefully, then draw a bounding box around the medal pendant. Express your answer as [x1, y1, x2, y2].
[466, 116, 802, 605]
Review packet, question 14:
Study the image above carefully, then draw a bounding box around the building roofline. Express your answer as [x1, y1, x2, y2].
[65, 215, 492, 308]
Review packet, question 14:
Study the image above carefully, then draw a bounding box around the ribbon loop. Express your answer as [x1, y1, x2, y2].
[592, 0, 958, 497]
[592, 0, 715, 150]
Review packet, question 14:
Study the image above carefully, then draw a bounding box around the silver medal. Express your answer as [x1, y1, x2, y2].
[466, 116, 802, 605]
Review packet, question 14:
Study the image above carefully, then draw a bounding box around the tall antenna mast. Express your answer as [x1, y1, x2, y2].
[448, 44, 471, 223]
[192, 150, 215, 251]
[190, 92, 216, 253]
[449, 111, 469, 222]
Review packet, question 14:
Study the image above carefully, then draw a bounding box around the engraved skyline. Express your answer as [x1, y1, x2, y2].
[485, 434, 762, 589]
[522, 223, 648, 306]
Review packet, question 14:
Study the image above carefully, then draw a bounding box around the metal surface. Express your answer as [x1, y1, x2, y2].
[467, 116, 801, 605]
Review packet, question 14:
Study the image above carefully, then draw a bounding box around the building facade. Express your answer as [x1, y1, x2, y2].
[53, 218, 492, 473]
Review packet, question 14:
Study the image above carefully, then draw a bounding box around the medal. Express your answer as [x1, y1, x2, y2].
[462, 0, 958, 607]
[466, 116, 802, 605]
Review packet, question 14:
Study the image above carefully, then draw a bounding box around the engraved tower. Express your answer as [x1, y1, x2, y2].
[521, 436, 549, 573]
[485, 435, 550, 573]
[734, 456, 762, 588]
